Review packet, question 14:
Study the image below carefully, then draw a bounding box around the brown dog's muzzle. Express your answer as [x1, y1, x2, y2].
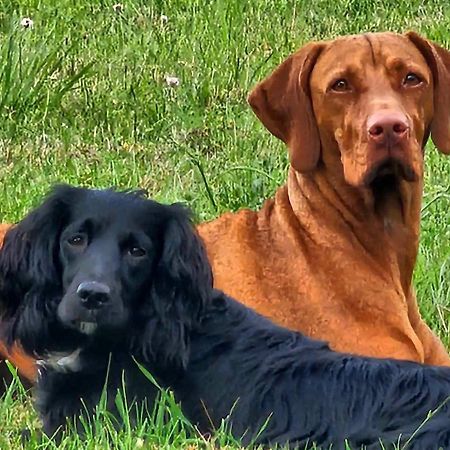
[363, 110, 420, 186]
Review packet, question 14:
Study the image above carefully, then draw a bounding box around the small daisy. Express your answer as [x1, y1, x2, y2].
[160, 14, 168, 25]
[165, 75, 180, 87]
[20, 17, 33, 29]
[112, 3, 124, 13]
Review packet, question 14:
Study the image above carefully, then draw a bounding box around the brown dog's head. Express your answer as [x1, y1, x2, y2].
[249, 32, 450, 189]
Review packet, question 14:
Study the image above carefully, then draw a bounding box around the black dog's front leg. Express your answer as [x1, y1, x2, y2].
[34, 360, 157, 440]
[36, 368, 107, 439]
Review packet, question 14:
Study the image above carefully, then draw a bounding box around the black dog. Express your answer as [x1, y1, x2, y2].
[1, 185, 450, 449]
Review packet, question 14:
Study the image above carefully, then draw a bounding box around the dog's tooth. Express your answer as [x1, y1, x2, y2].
[80, 322, 97, 335]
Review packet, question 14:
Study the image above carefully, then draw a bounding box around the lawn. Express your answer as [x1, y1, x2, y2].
[0, 0, 449, 448]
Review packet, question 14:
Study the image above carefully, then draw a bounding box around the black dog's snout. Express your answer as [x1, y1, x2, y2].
[77, 281, 111, 309]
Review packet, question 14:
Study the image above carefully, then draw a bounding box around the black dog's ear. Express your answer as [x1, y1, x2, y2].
[0, 184, 79, 320]
[138, 204, 213, 370]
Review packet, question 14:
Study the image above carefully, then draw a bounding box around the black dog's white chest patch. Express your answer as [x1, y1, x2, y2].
[38, 348, 82, 373]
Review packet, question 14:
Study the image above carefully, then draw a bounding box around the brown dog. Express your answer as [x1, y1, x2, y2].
[199, 31, 450, 365]
[0, 32, 449, 386]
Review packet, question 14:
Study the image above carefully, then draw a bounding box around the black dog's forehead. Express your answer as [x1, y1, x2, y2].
[68, 189, 168, 231]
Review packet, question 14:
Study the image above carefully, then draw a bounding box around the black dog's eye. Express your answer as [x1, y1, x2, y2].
[128, 246, 146, 258]
[67, 234, 86, 247]
[330, 79, 350, 92]
[403, 72, 422, 87]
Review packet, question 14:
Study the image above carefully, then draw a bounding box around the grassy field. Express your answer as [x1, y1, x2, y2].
[0, 0, 449, 448]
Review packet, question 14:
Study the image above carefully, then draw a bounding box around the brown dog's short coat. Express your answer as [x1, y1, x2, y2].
[199, 32, 450, 365]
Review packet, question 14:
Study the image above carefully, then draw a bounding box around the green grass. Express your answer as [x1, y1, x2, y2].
[0, 0, 449, 448]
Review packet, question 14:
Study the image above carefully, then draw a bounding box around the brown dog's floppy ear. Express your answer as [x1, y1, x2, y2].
[407, 32, 450, 154]
[248, 42, 324, 172]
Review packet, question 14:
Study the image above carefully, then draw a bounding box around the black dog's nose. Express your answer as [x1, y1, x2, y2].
[77, 281, 111, 309]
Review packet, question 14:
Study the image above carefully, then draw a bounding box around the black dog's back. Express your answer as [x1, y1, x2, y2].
[172, 294, 450, 449]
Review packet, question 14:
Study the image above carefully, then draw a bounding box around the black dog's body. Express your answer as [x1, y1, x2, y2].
[36, 293, 450, 449]
[180, 296, 450, 448]
[1, 186, 450, 449]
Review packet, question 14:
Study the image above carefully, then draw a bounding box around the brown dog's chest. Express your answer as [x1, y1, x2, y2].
[198, 185, 423, 362]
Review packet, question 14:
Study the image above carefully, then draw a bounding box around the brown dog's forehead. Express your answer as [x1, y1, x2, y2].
[313, 33, 429, 79]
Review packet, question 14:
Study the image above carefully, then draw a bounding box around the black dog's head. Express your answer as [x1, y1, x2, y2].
[0, 185, 213, 369]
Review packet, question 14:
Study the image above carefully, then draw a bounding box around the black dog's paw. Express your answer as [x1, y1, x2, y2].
[20, 427, 42, 445]
[20, 427, 31, 443]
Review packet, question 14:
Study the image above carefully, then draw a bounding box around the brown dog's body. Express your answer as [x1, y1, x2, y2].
[0, 32, 449, 386]
[199, 32, 450, 365]
[199, 169, 442, 362]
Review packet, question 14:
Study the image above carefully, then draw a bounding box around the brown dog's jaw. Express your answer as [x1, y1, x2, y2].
[337, 118, 422, 223]
[369, 173, 402, 220]
[361, 151, 421, 225]
[364, 164, 411, 225]
[364, 158, 419, 186]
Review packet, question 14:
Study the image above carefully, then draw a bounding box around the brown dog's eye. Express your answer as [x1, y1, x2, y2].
[330, 79, 349, 92]
[67, 234, 86, 247]
[403, 73, 422, 86]
[128, 246, 146, 258]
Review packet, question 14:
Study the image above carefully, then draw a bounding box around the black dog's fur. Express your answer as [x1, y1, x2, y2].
[1, 185, 450, 449]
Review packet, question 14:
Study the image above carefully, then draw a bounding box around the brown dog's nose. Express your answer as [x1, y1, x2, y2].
[367, 111, 409, 146]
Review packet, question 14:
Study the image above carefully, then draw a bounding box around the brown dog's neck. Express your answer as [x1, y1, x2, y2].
[285, 166, 421, 292]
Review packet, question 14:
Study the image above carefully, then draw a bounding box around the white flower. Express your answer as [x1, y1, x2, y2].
[112, 3, 124, 13]
[20, 17, 33, 29]
[165, 75, 180, 87]
[160, 14, 168, 25]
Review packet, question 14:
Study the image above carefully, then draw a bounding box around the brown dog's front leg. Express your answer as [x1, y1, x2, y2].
[407, 291, 450, 366]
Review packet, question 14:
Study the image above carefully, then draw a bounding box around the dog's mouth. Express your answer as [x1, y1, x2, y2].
[364, 158, 418, 187]
[75, 320, 97, 335]
[369, 172, 400, 203]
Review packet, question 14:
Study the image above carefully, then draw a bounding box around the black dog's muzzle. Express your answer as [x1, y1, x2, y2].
[77, 281, 111, 310]
[57, 275, 126, 337]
